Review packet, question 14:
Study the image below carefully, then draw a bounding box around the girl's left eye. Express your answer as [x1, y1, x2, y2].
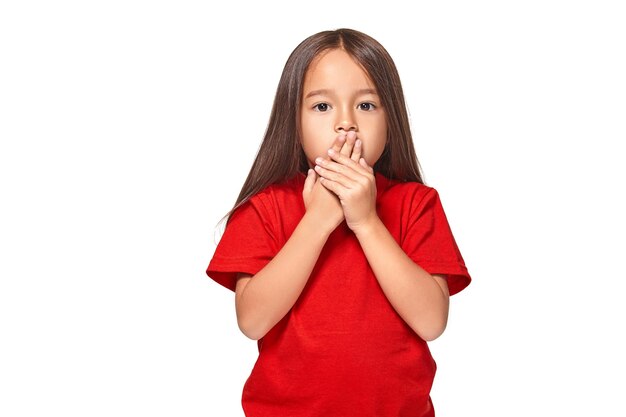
[359, 102, 376, 111]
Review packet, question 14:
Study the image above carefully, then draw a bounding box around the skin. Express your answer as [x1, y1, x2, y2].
[300, 48, 387, 173]
[235, 48, 450, 342]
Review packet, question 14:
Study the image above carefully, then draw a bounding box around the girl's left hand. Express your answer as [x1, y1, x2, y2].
[314, 131, 378, 233]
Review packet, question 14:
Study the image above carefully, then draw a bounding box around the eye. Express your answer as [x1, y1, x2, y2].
[358, 102, 376, 111]
[313, 103, 330, 112]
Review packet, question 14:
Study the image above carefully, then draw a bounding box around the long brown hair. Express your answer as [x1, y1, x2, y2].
[218, 28, 424, 227]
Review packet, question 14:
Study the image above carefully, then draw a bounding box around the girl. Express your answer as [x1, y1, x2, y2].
[206, 28, 471, 417]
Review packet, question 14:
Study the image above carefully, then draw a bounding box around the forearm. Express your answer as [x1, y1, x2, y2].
[237, 213, 331, 340]
[354, 217, 449, 341]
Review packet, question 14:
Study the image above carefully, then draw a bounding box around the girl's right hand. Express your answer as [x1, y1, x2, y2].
[302, 132, 359, 234]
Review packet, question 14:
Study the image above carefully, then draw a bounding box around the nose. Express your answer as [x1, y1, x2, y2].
[334, 107, 357, 133]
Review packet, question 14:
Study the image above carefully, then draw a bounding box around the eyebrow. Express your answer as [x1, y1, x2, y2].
[304, 88, 379, 99]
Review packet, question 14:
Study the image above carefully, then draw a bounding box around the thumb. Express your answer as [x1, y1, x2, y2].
[303, 169, 316, 195]
[360, 157, 373, 173]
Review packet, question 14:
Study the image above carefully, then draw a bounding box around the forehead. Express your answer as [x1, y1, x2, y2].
[303, 49, 375, 90]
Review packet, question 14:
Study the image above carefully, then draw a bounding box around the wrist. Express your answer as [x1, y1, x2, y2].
[301, 212, 335, 239]
[351, 214, 384, 239]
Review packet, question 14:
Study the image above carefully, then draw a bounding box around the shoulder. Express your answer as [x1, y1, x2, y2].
[379, 173, 438, 205]
[251, 172, 305, 207]
[376, 175, 447, 224]
[259, 172, 306, 198]
[233, 172, 305, 225]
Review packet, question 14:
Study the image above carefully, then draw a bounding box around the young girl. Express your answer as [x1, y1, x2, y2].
[206, 28, 471, 417]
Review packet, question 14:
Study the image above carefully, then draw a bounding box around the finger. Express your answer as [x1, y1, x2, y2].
[319, 133, 346, 165]
[360, 157, 374, 174]
[314, 161, 356, 188]
[316, 153, 361, 183]
[327, 148, 371, 178]
[351, 138, 362, 163]
[340, 131, 357, 157]
[319, 177, 345, 198]
[303, 168, 316, 196]
[329, 133, 346, 158]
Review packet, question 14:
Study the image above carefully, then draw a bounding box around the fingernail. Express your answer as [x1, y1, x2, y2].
[355, 139, 361, 147]
[315, 157, 323, 164]
[327, 149, 335, 155]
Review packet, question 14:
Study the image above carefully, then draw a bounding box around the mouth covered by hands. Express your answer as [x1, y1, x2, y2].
[313, 131, 378, 233]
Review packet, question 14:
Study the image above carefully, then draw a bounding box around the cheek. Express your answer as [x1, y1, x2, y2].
[303, 143, 322, 161]
[301, 134, 328, 162]
[362, 126, 387, 163]
[300, 118, 334, 160]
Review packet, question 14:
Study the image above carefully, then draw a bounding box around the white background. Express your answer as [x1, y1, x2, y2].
[1, 1, 624, 416]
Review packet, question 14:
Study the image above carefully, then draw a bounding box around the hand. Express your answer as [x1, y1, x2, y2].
[302, 133, 351, 234]
[313, 131, 378, 233]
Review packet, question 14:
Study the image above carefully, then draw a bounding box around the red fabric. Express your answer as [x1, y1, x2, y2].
[206, 171, 471, 417]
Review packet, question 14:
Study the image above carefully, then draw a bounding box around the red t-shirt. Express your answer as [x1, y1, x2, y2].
[206, 171, 471, 417]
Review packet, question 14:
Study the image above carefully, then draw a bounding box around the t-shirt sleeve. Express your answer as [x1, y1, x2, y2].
[402, 187, 471, 296]
[206, 194, 278, 292]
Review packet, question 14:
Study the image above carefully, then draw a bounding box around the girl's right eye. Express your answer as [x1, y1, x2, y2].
[313, 103, 330, 112]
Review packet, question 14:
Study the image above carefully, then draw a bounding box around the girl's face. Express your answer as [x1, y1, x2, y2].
[300, 48, 387, 169]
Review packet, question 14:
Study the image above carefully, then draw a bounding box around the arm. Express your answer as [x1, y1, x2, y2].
[353, 218, 450, 341]
[311, 133, 450, 341]
[235, 135, 352, 341]
[234, 212, 332, 340]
